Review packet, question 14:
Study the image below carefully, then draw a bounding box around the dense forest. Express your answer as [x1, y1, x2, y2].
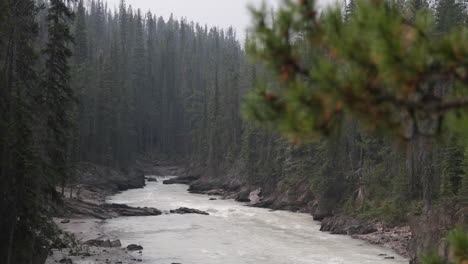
[0, 0, 467, 263]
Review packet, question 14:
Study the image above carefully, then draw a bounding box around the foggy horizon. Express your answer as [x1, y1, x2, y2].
[103, 0, 340, 40]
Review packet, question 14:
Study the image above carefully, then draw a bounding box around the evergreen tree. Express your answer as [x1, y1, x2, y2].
[43, 0, 76, 191]
[345, 0, 356, 21]
[74, 0, 88, 65]
[407, 0, 429, 24]
[2, 1, 467, 262]
[246, 0, 468, 141]
[440, 136, 465, 198]
[1, 0, 76, 262]
[435, 0, 466, 33]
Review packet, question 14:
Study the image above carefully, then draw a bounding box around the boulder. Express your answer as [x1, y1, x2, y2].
[235, 188, 251, 202]
[84, 239, 112, 247]
[59, 259, 73, 264]
[248, 188, 262, 204]
[147, 177, 158, 182]
[127, 244, 143, 251]
[110, 239, 122, 247]
[101, 203, 162, 217]
[170, 207, 209, 215]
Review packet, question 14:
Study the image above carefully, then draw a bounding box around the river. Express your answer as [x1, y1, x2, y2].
[103, 177, 409, 264]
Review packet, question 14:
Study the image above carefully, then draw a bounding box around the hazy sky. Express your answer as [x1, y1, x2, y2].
[104, 0, 340, 40]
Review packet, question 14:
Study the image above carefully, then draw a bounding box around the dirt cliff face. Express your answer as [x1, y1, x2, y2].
[408, 201, 467, 264]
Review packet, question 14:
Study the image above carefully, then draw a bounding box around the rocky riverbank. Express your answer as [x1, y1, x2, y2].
[46, 218, 146, 264]
[320, 215, 411, 257]
[46, 163, 214, 264]
[46, 163, 158, 264]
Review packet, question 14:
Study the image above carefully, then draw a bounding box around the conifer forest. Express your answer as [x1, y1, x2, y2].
[0, 0, 467, 264]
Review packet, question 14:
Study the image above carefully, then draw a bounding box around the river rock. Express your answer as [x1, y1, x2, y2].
[127, 244, 143, 251]
[353, 224, 412, 258]
[59, 258, 73, 264]
[85, 239, 112, 247]
[146, 177, 158, 182]
[170, 207, 209, 215]
[61, 219, 71, 224]
[110, 239, 122, 247]
[320, 215, 377, 235]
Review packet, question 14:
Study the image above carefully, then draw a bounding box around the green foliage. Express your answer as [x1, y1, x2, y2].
[440, 136, 465, 198]
[62, 232, 85, 256]
[2, 0, 466, 262]
[422, 251, 450, 264]
[245, 0, 468, 141]
[435, 0, 467, 33]
[352, 200, 409, 224]
[460, 170, 468, 206]
[0, 0, 76, 262]
[422, 227, 468, 264]
[43, 0, 76, 187]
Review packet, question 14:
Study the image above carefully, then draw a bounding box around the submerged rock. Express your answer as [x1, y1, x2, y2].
[127, 244, 143, 251]
[110, 239, 122, 247]
[170, 207, 209, 215]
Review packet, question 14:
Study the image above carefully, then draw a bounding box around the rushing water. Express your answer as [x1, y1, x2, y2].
[104, 177, 409, 264]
